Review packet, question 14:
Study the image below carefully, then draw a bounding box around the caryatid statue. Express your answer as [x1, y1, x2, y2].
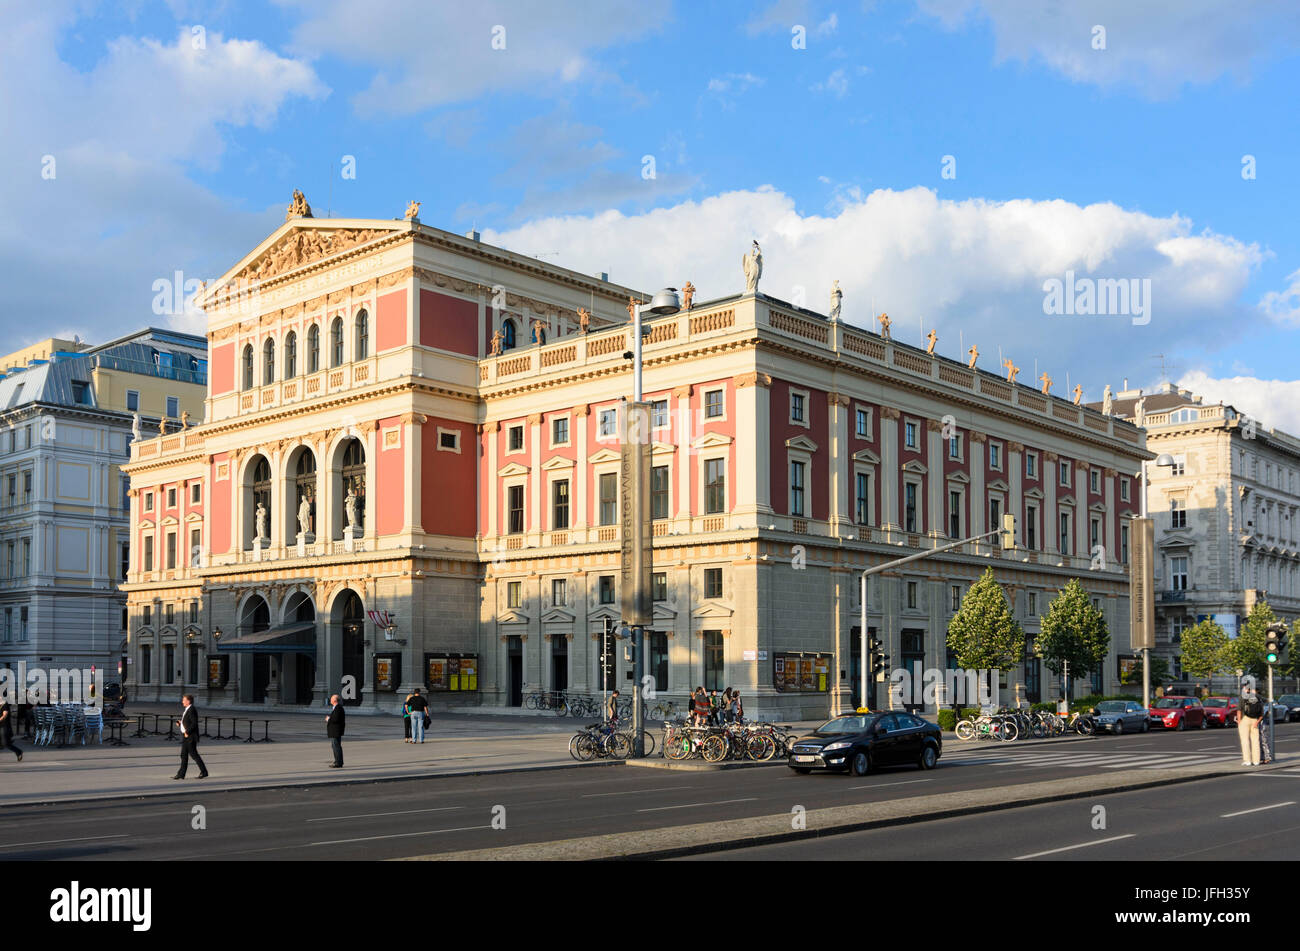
[532, 318, 547, 344]
[576, 307, 591, 333]
[1003, 358, 1019, 383]
[967, 345, 978, 369]
[298, 495, 313, 536]
[1102, 384, 1114, 416]
[829, 280, 842, 322]
[131, 412, 141, 441]
[344, 489, 358, 529]
[742, 240, 762, 295]
[925, 329, 937, 355]
[878, 312, 891, 338]
[158, 417, 167, 436]
[489, 328, 504, 356]
[1039, 373, 1053, 395]
[180, 411, 190, 430]
[1134, 397, 1146, 428]
[255, 502, 268, 540]
[681, 282, 696, 311]
[1072, 384, 1083, 405]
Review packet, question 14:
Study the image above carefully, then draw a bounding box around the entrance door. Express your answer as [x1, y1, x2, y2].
[552, 640, 568, 693]
[508, 636, 523, 707]
[336, 590, 365, 707]
[252, 655, 270, 703]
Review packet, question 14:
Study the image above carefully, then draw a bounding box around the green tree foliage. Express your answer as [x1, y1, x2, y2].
[1037, 579, 1111, 682]
[1178, 619, 1228, 685]
[946, 567, 1025, 673]
[1224, 601, 1278, 681]
[1120, 655, 1170, 687]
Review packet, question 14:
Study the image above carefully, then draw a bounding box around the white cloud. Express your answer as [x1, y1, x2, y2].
[704, 72, 765, 109]
[915, 0, 1300, 97]
[812, 67, 850, 96]
[746, 0, 813, 35]
[1176, 370, 1300, 437]
[1260, 267, 1300, 326]
[481, 185, 1267, 394]
[816, 13, 839, 36]
[283, 0, 670, 115]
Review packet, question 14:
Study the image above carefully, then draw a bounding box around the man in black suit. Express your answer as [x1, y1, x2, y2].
[172, 695, 207, 779]
[326, 693, 345, 767]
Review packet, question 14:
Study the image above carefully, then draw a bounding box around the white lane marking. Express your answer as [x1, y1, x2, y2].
[1220, 801, 1296, 818]
[306, 806, 462, 822]
[581, 786, 682, 798]
[637, 797, 758, 813]
[849, 779, 932, 790]
[1014, 834, 1136, 860]
[309, 825, 492, 846]
[0, 833, 129, 850]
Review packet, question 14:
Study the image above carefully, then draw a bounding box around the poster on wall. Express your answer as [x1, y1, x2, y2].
[207, 657, 227, 688]
[784, 656, 799, 692]
[427, 656, 447, 690]
[375, 655, 396, 691]
[448, 657, 461, 692]
[799, 657, 815, 690]
[814, 655, 829, 692]
[773, 657, 786, 691]
[460, 657, 478, 691]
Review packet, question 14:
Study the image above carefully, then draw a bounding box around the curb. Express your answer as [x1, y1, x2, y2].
[398, 759, 1291, 861]
[624, 758, 783, 771]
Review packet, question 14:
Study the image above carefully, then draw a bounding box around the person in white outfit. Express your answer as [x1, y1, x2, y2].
[1238, 685, 1264, 766]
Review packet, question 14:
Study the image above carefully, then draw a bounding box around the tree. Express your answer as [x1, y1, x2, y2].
[1037, 579, 1110, 701]
[946, 568, 1025, 709]
[1178, 619, 1229, 690]
[1224, 600, 1278, 682]
[1121, 655, 1170, 688]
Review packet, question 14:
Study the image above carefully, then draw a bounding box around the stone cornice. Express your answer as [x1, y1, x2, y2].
[734, 372, 772, 389]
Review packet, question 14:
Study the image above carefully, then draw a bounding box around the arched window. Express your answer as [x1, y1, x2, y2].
[502, 319, 517, 351]
[263, 338, 275, 386]
[355, 310, 369, 361]
[340, 438, 365, 534]
[251, 456, 272, 543]
[242, 345, 254, 390]
[331, 317, 344, 368]
[307, 324, 320, 374]
[285, 331, 297, 378]
[294, 450, 316, 539]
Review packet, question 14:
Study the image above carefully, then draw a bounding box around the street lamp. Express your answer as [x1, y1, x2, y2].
[1139, 451, 1176, 710]
[623, 288, 680, 756]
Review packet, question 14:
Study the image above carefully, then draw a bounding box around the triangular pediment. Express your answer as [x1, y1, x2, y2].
[785, 434, 819, 452]
[161, 515, 179, 527]
[497, 462, 530, 477]
[184, 512, 204, 523]
[691, 432, 733, 450]
[652, 603, 678, 622]
[651, 442, 676, 456]
[1025, 487, 1044, 500]
[901, 460, 927, 474]
[988, 479, 1009, 492]
[691, 602, 734, 619]
[588, 607, 619, 624]
[542, 607, 576, 624]
[852, 448, 880, 465]
[945, 471, 970, 484]
[208, 219, 403, 295]
[1089, 501, 1108, 513]
[498, 610, 530, 625]
[588, 448, 620, 464]
[541, 456, 575, 471]
[139, 519, 156, 530]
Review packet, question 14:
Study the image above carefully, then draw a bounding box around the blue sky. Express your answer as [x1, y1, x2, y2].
[5, 0, 1300, 427]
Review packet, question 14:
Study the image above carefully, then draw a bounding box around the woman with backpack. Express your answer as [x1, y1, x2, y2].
[1238, 684, 1264, 766]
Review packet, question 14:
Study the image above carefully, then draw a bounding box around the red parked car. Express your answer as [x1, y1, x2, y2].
[1202, 697, 1239, 727]
[1148, 696, 1207, 730]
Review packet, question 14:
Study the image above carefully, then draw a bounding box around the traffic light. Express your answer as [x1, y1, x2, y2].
[1265, 623, 1287, 665]
[867, 635, 882, 655]
[871, 653, 890, 678]
[1001, 512, 1017, 550]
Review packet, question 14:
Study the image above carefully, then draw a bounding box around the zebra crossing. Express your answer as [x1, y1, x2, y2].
[941, 745, 1241, 771]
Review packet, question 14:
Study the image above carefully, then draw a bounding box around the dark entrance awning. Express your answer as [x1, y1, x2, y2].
[216, 622, 317, 654]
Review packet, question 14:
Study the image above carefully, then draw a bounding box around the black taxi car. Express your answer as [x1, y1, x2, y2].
[787, 711, 942, 776]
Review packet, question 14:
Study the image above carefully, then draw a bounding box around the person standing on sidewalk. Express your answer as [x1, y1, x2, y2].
[402, 690, 415, 742]
[1238, 684, 1264, 766]
[0, 700, 21, 762]
[407, 688, 429, 744]
[172, 695, 207, 780]
[326, 694, 346, 767]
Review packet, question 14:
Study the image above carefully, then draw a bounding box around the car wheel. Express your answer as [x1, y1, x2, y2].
[1176, 718, 1184, 731]
[850, 751, 871, 777]
[1200, 716, 1208, 730]
[1141, 719, 1149, 733]
[1114, 720, 1124, 736]
[918, 745, 938, 770]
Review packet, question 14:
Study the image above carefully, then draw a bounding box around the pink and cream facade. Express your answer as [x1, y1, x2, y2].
[123, 210, 1149, 716]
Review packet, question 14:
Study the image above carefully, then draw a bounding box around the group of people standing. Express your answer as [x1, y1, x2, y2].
[690, 686, 742, 726]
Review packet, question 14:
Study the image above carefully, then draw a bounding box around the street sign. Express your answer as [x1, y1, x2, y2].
[1129, 517, 1155, 650]
[743, 650, 756, 661]
[619, 400, 652, 627]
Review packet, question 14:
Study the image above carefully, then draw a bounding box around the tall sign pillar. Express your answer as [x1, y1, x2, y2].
[621, 399, 652, 755]
[1129, 517, 1156, 708]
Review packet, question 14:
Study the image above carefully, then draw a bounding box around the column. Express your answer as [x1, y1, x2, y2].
[401, 413, 425, 535]
[673, 386, 693, 522]
[1043, 451, 1059, 555]
[1103, 468, 1117, 568]
[1075, 462, 1089, 562]
[269, 447, 286, 552]
[733, 372, 773, 525]
[1007, 441, 1023, 543]
[573, 408, 588, 531]
[926, 419, 944, 538]
[362, 423, 378, 545]
[484, 422, 499, 539]
[970, 433, 987, 537]
[879, 407, 900, 531]
[827, 392, 849, 534]
[528, 413, 542, 544]
[319, 442, 337, 551]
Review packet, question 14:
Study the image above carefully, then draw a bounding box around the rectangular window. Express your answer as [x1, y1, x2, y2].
[1059, 512, 1071, 555]
[1059, 461, 1071, 486]
[165, 603, 175, 625]
[439, 431, 458, 450]
[189, 600, 198, 624]
[143, 605, 151, 626]
[508, 425, 524, 452]
[1171, 556, 1189, 591]
[6, 541, 13, 579]
[1026, 452, 1037, 479]
[7, 474, 14, 505]
[704, 630, 724, 691]
[1, 609, 9, 642]
[126, 390, 140, 412]
[651, 465, 669, 520]
[507, 485, 524, 535]
[790, 461, 806, 517]
[904, 483, 918, 533]
[551, 480, 570, 529]
[652, 572, 667, 602]
[989, 443, 1002, 470]
[1029, 592, 1038, 616]
[506, 581, 522, 608]
[652, 399, 669, 429]
[166, 396, 179, 418]
[705, 458, 726, 514]
[23, 471, 31, 502]
[189, 529, 200, 564]
[951, 585, 961, 612]
[140, 645, 151, 684]
[21, 539, 29, 576]
[163, 644, 175, 684]
[649, 632, 669, 696]
[907, 581, 918, 609]
[120, 543, 130, 581]
[551, 579, 567, 607]
[704, 390, 723, 419]
[599, 472, 617, 525]
[949, 434, 961, 460]
[704, 567, 723, 599]
[791, 392, 805, 423]
[989, 498, 1002, 536]
[949, 490, 961, 539]
[145, 492, 153, 512]
[855, 408, 870, 439]
[121, 476, 130, 512]
[1171, 456, 1186, 477]
[167, 487, 176, 508]
[165, 533, 176, 570]
[191, 483, 201, 505]
[1027, 504, 1038, 550]
[599, 575, 615, 604]
[552, 417, 569, 445]
[1090, 517, 1101, 552]
[1170, 498, 1187, 529]
[855, 472, 871, 525]
[598, 409, 617, 437]
[905, 421, 918, 449]
[1120, 478, 1130, 501]
[19, 606, 28, 641]
[1090, 469, 1100, 493]
[1120, 523, 1130, 564]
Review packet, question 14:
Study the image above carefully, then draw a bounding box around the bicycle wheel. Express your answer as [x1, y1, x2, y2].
[553, 697, 568, 717]
[998, 718, 1019, 741]
[603, 732, 632, 759]
[525, 694, 539, 710]
[664, 732, 690, 760]
[638, 730, 656, 757]
[955, 719, 976, 741]
[748, 733, 776, 761]
[701, 734, 727, 763]
[569, 733, 597, 761]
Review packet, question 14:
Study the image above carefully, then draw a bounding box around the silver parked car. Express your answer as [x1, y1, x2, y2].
[1094, 700, 1150, 735]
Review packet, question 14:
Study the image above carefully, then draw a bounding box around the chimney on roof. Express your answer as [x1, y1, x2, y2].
[600, 271, 609, 282]
[465, 229, 480, 242]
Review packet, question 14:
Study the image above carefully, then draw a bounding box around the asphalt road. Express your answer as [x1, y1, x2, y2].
[3, 722, 1294, 861]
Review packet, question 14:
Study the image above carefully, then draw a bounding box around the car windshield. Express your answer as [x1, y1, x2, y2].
[1279, 695, 1300, 705]
[815, 715, 879, 735]
[1204, 698, 1229, 708]
[1152, 698, 1182, 708]
[1097, 701, 1127, 713]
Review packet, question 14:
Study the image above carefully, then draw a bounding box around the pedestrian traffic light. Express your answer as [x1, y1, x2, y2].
[1001, 512, 1016, 550]
[1265, 623, 1287, 665]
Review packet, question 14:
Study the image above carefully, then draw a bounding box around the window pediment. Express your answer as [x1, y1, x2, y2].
[691, 602, 734, 619]
[498, 610, 530, 625]
[541, 607, 575, 624]
[691, 432, 732, 450]
[497, 462, 530, 477]
[945, 471, 970, 485]
[785, 434, 819, 452]
[852, 448, 880, 465]
[901, 460, 927, 475]
[988, 479, 1009, 493]
[588, 448, 620, 464]
[541, 456, 575, 471]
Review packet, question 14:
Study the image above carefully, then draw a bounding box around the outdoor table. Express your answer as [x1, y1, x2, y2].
[213, 716, 239, 739]
[162, 716, 178, 741]
[104, 718, 132, 747]
[240, 717, 277, 743]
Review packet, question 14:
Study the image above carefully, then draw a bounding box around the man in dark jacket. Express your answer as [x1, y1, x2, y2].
[326, 694, 346, 767]
[172, 695, 207, 779]
[407, 688, 429, 744]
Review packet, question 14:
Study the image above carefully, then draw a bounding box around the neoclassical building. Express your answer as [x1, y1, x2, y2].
[124, 196, 1150, 717]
